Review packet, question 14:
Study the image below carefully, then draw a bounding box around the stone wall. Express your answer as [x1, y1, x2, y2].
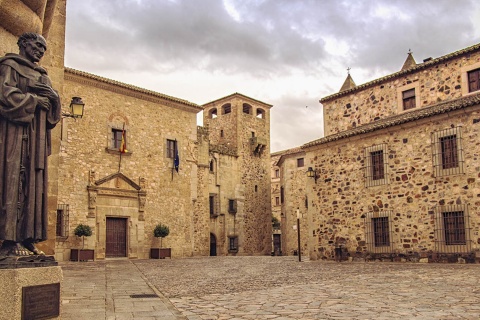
[56, 69, 201, 260]
[304, 44, 480, 262]
[306, 106, 480, 261]
[322, 46, 480, 136]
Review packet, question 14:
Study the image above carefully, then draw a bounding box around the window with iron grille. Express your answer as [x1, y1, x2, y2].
[402, 88, 416, 110]
[365, 211, 394, 253]
[56, 204, 69, 237]
[431, 127, 464, 177]
[228, 236, 238, 251]
[434, 205, 471, 253]
[209, 194, 219, 216]
[468, 68, 480, 93]
[372, 217, 390, 247]
[166, 139, 177, 159]
[364, 144, 388, 187]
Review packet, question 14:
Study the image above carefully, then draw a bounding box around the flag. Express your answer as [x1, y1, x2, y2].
[174, 140, 179, 172]
[119, 125, 127, 153]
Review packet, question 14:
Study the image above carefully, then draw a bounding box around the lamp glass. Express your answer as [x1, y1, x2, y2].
[70, 101, 84, 118]
[307, 167, 315, 178]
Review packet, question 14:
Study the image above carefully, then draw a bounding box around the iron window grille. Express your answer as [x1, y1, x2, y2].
[365, 211, 394, 254]
[364, 144, 388, 187]
[228, 236, 238, 251]
[434, 205, 472, 253]
[209, 194, 219, 217]
[431, 127, 464, 177]
[56, 204, 69, 238]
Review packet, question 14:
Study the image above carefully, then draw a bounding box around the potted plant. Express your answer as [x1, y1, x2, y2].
[150, 223, 171, 259]
[70, 224, 94, 261]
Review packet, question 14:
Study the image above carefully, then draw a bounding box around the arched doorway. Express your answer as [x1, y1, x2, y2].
[210, 233, 217, 256]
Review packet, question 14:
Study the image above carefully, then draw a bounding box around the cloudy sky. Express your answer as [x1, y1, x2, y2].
[65, 0, 480, 152]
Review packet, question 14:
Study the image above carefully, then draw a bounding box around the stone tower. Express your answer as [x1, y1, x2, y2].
[202, 93, 273, 255]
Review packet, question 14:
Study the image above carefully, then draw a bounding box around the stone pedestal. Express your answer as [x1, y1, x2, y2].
[0, 265, 63, 320]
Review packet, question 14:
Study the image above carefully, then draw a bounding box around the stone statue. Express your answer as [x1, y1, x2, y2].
[0, 32, 61, 257]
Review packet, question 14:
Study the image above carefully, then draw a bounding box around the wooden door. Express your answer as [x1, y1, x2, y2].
[106, 217, 127, 257]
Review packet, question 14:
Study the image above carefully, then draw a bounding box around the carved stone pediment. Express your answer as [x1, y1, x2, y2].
[87, 171, 147, 220]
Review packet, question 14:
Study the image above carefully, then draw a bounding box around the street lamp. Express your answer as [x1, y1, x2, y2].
[306, 167, 318, 183]
[296, 209, 301, 262]
[62, 97, 85, 119]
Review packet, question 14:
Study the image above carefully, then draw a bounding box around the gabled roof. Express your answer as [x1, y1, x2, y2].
[321, 42, 480, 103]
[276, 147, 305, 167]
[202, 92, 273, 108]
[304, 92, 480, 149]
[64, 67, 203, 113]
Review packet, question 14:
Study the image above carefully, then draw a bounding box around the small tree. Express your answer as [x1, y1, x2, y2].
[153, 224, 170, 248]
[74, 224, 92, 249]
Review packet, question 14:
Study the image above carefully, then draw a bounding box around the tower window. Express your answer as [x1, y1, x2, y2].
[222, 103, 231, 114]
[256, 108, 265, 119]
[402, 88, 416, 110]
[209, 108, 217, 119]
[243, 103, 252, 114]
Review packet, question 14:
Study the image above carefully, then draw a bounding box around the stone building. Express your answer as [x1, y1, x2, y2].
[300, 43, 480, 262]
[201, 93, 273, 256]
[270, 151, 283, 255]
[0, 0, 273, 261]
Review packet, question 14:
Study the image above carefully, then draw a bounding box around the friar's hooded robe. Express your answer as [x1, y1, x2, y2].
[0, 53, 61, 243]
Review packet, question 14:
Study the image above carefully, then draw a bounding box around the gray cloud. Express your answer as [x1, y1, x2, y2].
[65, 0, 480, 152]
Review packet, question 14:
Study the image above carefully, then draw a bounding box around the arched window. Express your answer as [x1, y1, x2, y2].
[256, 108, 265, 119]
[209, 108, 217, 119]
[243, 103, 252, 114]
[222, 103, 231, 115]
[209, 159, 215, 172]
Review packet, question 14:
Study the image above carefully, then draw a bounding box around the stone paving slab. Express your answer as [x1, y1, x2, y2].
[61, 257, 480, 319]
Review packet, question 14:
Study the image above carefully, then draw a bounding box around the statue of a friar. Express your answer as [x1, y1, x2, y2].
[0, 32, 61, 257]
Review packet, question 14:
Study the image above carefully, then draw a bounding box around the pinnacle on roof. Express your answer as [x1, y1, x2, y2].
[339, 70, 356, 92]
[401, 49, 417, 71]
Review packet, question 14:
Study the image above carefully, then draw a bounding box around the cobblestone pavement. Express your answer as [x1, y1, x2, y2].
[62, 257, 480, 319]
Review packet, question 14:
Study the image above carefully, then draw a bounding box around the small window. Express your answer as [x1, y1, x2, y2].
[434, 205, 471, 253]
[297, 158, 304, 167]
[274, 169, 280, 178]
[372, 217, 390, 247]
[255, 185, 258, 192]
[280, 186, 284, 204]
[432, 127, 464, 177]
[365, 211, 393, 254]
[111, 128, 124, 149]
[228, 199, 237, 213]
[222, 103, 231, 115]
[166, 139, 177, 159]
[209, 194, 219, 216]
[256, 108, 265, 119]
[228, 236, 238, 251]
[209, 108, 217, 119]
[209, 159, 214, 172]
[220, 130, 224, 138]
[243, 103, 252, 114]
[275, 197, 280, 206]
[56, 204, 69, 237]
[365, 144, 388, 187]
[468, 68, 480, 93]
[402, 88, 416, 110]
[251, 131, 255, 137]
